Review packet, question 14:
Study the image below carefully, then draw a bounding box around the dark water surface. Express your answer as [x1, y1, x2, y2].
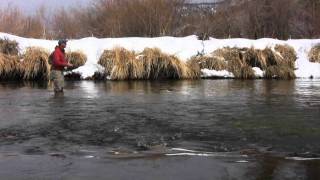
[0, 80, 319, 179]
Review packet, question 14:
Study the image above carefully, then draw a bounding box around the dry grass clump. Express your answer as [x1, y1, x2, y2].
[129, 55, 145, 79]
[308, 44, 320, 63]
[212, 47, 243, 67]
[66, 51, 87, 68]
[140, 48, 188, 79]
[189, 55, 227, 71]
[243, 48, 267, 70]
[0, 38, 19, 55]
[210, 47, 254, 78]
[239, 65, 256, 79]
[98, 49, 116, 75]
[99, 47, 137, 79]
[265, 66, 295, 79]
[185, 60, 201, 79]
[0, 53, 20, 80]
[274, 44, 297, 68]
[212, 47, 240, 61]
[140, 48, 200, 79]
[112, 48, 136, 80]
[200, 45, 297, 79]
[21, 47, 50, 80]
[243, 47, 286, 69]
[227, 56, 255, 79]
[261, 48, 279, 67]
[98, 45, 297, 80]
[224, 48, 246, 78]
[98, 47, 200, 80]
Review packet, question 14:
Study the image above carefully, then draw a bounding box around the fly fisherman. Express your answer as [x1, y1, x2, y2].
[50, 39, 73, 94]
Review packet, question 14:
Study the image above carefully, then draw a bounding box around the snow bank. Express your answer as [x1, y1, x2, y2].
[1, 32, 320, 79]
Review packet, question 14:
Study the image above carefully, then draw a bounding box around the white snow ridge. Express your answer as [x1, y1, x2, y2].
[1, 32, 319, 79]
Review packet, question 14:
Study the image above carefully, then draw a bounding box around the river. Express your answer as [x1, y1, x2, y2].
[0, 80, 319, 179]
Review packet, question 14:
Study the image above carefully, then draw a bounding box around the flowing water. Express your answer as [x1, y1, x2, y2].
[0, 80, 319, 179]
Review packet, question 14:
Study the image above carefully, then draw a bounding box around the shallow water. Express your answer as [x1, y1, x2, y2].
[0, 80, 319, 179]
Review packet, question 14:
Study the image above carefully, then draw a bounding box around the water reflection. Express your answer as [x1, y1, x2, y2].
[294, 80, 320, 109]
[261, 80, 296, 96]
[0, 81, 49, 90]
[103, 80, 201, 95]
[78, 81, 100, 99]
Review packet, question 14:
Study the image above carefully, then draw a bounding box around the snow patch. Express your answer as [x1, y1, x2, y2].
[252, 67, 264, 78]
[201, 69, 234, 78]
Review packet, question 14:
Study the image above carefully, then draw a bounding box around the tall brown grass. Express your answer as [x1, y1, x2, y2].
[243, 48, 264, 69]
[66, 51, 87, 69]
[239, 65, 256, 79]
[98, 47, 200, 80]
[193, 45, 297, 79]
[185, 60, 201, 79]
[28, 44, 295, 81]
[20, 47, 50, 80]
[99, 47, 135, 80]
[274, 44, 297, 68]
[140, 48, 185, 79]
[0, 38, 19, 55]
[98, 49, 119, 75]
[265, 66, 296, 79]
[0, 53, 20, 80]
[189, 55, 227, 71]
[308, 44, 320, 63]
[0, 39, 20, 80]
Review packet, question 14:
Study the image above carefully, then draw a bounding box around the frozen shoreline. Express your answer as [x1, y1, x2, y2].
[1, 32, 320, 79]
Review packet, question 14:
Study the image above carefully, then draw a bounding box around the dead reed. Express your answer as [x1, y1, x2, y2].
[308, 44, 320, 63]
[20, 47, 50, 80]
[98, 47, 200, 80]
[0, 38, 19, 56]
[66, 51, 87, 69]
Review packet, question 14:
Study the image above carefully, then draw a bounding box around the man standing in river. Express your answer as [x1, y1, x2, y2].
[50, 39, 73, 94]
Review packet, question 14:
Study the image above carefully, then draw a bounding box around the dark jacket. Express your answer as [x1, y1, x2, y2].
[52, 46, 68, 70]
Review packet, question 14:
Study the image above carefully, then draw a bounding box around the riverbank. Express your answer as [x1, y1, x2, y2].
[1, 32, 320, 80]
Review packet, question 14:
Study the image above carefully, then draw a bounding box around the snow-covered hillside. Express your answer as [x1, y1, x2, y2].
[1, 32, 319, 79]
